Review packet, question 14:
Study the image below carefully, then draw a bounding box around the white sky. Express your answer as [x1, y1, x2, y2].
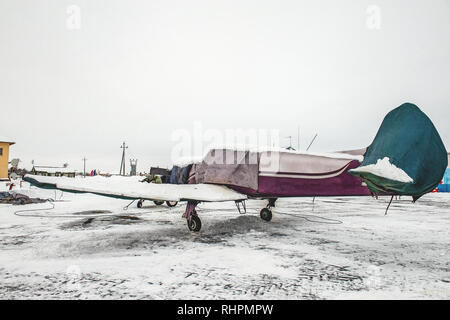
[1, 0, 449, 173]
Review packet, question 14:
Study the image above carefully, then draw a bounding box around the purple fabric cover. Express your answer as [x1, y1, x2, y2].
[189, 148, 370, 197]
[194, 149, 259, 190]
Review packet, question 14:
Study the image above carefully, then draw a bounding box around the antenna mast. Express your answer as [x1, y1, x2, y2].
[285, 136, 295, 150]
[306, 134, 318, 151]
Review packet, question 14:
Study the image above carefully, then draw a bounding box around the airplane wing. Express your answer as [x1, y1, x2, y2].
[23, 174, 247, 202]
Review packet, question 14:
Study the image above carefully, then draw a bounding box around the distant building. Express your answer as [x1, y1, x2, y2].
[31, 165, 76, 178]
[0, 136, 15, 180]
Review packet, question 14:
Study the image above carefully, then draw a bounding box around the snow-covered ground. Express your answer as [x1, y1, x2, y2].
[0, 183, 449, 299]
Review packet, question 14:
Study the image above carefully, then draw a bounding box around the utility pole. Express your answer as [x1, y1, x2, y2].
[297, 126, 300, 151]
[82, 157, 87, 177]
[119, 142, 128, 176]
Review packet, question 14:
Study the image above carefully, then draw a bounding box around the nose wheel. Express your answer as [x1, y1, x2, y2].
[183, 201, 202, 232]
[187, 211, 202, 232]
[260, 208, 272, 222]
[259, 198, 276, 222]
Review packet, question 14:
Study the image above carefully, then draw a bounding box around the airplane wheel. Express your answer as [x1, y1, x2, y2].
[166, 201, 178, 207]
[260, 208, 272, 222]
[137, 200, 143, 208]
[187, 212, 201, 232]
[153, 200, 164, 206]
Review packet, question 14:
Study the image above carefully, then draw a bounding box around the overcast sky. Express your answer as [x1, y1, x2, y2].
[1, 0, 449, 173]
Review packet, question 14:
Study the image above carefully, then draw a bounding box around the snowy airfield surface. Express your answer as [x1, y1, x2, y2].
[0, 185, 449, 299]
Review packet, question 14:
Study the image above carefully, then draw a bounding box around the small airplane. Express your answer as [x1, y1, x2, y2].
[24, 103, 448, 232]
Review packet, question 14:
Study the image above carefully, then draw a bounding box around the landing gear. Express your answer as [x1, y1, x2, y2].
[187, 211, 202, 232]
[260, 198, 277, 222]
[260, 208, 272, 221]
[166, 201, 178, 207]
[138, 199, 176, 208]
[183, 201, 201, 232]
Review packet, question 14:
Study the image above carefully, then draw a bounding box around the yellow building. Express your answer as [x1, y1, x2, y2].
[0, 137, 15, 180]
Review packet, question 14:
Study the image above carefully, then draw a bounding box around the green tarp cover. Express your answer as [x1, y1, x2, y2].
[350, 103, 448, 201]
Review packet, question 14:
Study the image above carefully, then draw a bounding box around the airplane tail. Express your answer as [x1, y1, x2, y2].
[349, 102, 448, 201]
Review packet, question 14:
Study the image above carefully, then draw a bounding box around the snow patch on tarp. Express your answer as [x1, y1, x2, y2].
[348, 103, 447, 200]
[349, 157, 413, 183]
